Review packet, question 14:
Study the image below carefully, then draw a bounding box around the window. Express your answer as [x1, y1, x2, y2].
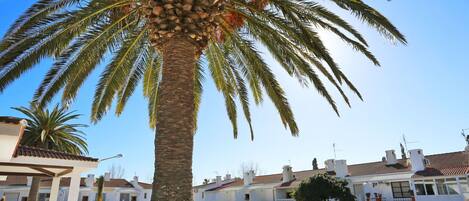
[415, 184, 426, 195]
[144, 193, 147, 199]
[131, 196, 137, 201]
[201, 192, 204, 199]
[38, 193, 50, 201]
[120, 194, 130, 201]
[244, 194, 250, 201]
[436, 179, 448, 195]
[391, 182, 412, 198]
[446, 178, 459, 195]
[21, 197, 27, 201]
[459, 177, 469, 194]
[82, 196, 89, 201]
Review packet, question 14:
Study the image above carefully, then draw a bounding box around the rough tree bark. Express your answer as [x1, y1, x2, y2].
[27, 176, 41, 201]
[151, 37, 197, 201]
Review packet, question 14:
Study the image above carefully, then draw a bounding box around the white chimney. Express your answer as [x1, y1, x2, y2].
[224, 174, 232, 180]
[243, 170, 255, 186]
[133, 176, 138, 183]
[282, 165, 294, 183]
[385, 150, 397, 165]
[325, 159, 335, 172]
[85, 174, 95, 187]
[409, 149, 426, 172]
[215, 176, 222, 185]
[334, 160, 349, 178]
[27, 177, 32, 186]
[104, 172, 111, 181]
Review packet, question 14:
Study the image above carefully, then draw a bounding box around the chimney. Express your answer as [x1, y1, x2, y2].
[325, 159, 335, 172]
[133, 176, 139, 183]
[224, 174, 232, 180]
[409, 149, 426, 172]
[282, 165, 294, 183]
[334, 160, 349, 178]
[85, 174, 95, 187]
[385, 150, 397, 165]
[243, 170, 255, 186]
[215, 176, 222, 185]
[104, 172, 111, 181]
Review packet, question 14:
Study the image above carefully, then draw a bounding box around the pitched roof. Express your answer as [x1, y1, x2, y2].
[0, 176, 139, 188]
[0, 116, 24, 124]
[204, 151, 469, 190]
[138, 182, 153, 189]
[15, 146, 98, 162]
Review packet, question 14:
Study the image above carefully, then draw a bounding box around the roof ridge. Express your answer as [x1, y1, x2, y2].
[18, 145, 95, 159]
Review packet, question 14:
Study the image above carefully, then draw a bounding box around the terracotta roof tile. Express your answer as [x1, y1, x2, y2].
[205, 151, 469, 190]
[15, 146, 98, 162]
[0, 176, 138, 188]
[138, 182, 153, 189]
[0, 116, 24, 124]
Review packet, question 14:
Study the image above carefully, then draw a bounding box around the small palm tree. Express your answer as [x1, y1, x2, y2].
[13, 104, 88, 201]
[0, 1, 406, 200]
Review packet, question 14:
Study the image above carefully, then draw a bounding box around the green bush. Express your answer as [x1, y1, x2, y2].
[294, 173, 355, 201]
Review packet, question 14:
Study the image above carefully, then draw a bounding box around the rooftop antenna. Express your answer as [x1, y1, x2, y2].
[402, 134, 417, 152]
[461, 128, 469, 145]
[332, 143, 343, 159]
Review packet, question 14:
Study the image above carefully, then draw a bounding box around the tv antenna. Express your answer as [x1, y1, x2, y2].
[461, 128, 469, 145]
[402, 134, 418, 152]
[332, 143, 343, 159]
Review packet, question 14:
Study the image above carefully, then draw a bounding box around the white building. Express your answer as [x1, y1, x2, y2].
[194, 148, 469, 201]
[0, 175, 152, 201]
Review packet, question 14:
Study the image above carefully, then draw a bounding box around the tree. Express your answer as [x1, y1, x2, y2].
[0, 1, 406, 200]
[108, 164, 126, 179]
[294, 173, 355, 201]
[13, 104, 88, 201]
[312, 158, 319, 170]
[96, 176, 105, 201]
[239, 162, 260, 176]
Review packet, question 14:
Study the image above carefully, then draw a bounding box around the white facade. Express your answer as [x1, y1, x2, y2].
[0, 175, 152, 201]
[194, 148, 469, 201]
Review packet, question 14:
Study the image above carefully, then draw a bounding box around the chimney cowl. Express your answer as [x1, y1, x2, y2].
[334, 160, 349, 178]
[282, 165, 294, 183]
[409, 149, 426, 172]
[224, 174, 232, 180]
[243, 170, 255, 186]
[85, 174, 95, 187]
[104, 172, 111, 181]
[385, 150, 398, 165]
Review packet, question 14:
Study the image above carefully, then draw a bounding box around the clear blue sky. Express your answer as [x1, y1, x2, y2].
[1, 0, 468, 184]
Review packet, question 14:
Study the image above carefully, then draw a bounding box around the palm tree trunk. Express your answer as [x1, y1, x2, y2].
[151, 37, 197, 201]
[28, 176, 41, 201]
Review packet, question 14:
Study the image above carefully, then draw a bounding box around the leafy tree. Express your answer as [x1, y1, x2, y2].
[0, 0, 406, 200]
[13, 104, 88, 201]
[294, 174, 355, 201]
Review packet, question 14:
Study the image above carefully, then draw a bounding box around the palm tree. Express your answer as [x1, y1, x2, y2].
[0, 0, 406, 200]
[13, 104, 88, 201]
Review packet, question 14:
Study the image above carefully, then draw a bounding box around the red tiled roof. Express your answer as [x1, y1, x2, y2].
[0, 116, 24, 124]
[205, 151, 469, 190]
[138, 182, 153, 189]
[0, 176, 138, 188]
[15, 146, 98, 162]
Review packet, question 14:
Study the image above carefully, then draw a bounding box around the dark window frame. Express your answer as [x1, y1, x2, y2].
[391, 181, 412, 198]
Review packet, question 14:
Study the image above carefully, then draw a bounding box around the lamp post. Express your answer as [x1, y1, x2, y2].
[99, 154, 123, 162]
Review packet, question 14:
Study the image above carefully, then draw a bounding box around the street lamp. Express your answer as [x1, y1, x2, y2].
[99, 154, 123, 162]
